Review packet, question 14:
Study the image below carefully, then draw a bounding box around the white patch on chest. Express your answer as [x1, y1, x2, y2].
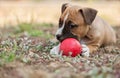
[56, 13, 69, 36]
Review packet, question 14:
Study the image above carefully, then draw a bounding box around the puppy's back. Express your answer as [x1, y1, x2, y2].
[92, 16, 116, 46]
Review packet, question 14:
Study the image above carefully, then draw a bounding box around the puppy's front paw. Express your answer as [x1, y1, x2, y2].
[50, 44, 60, 55]
[81, 44, 90, 57]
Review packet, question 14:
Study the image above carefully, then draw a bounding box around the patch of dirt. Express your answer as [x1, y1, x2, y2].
[0, 26, 120, 78]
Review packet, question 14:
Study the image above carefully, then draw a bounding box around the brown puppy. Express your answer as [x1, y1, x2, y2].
[50, 3, 116, 57]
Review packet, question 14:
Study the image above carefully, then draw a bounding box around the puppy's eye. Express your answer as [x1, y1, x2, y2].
[70, 23, 78, 29]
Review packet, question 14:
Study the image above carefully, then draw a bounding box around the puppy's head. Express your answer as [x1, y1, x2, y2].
[56, 3, 97, 42]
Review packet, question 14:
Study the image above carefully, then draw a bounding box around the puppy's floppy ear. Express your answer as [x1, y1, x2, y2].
[61, 3, 69, 13]
[79, 8, 97, 25]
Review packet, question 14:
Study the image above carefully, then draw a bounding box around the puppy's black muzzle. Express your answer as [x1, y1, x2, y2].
[56, 34, 62, 40]
[56, 33, 78, 42]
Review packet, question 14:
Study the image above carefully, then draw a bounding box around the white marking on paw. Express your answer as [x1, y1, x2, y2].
[81, 44, 90, 57]
[50, 44, 60, 55]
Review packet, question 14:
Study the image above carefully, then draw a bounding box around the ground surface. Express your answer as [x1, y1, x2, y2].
[0, 23, 120, 78]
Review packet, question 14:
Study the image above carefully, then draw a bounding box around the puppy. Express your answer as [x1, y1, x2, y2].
[50, 3, 116, 57]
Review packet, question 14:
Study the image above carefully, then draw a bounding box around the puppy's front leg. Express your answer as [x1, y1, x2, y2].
[81, 44, 100, 57]
[81, 35, 101, 57]
[87, 45, 99, 53]
[81, 44, 90, 57]
[50, 44, 60, 55]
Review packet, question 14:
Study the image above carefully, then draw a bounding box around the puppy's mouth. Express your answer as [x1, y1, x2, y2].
[56, 33, 78, 42]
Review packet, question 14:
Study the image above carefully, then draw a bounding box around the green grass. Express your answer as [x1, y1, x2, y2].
[0, 22, 56, 65]
[13, 23, 54, 39]
[0, 51, 16, 66]
[28, 30, 52, 39]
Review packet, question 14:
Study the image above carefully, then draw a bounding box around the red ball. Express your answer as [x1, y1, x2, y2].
[60, 38, 82, 57]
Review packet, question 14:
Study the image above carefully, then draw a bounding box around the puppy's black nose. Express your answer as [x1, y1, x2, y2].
[56, 34, 61, 40]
